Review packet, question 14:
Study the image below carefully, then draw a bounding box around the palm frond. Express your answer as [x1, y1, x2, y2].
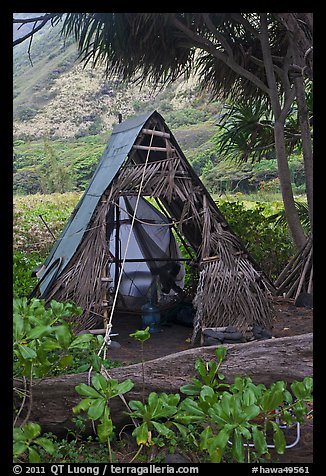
[214, 101, 275, 163]
[268, 201, 310, 234]
[61, 13, 195, 86]
[58, 12, 291, 99]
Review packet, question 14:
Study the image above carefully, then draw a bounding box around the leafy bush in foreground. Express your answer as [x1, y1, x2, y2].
[12, 299, 312, 464]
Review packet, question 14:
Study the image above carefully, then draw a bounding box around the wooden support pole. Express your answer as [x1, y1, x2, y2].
[112, 257, 193, 263]
[132, 144, 175, 152]
[113, 202, 121, 293]
[307, 264, 313, 294]
[141, 128, 170, 138]
[294, 248, 313, 300]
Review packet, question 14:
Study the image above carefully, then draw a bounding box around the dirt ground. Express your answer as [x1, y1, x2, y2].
[107, 296, 313, 365]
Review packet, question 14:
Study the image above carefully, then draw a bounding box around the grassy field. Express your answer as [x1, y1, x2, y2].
[13, 192, 82, 255]
[13, 191, 285, 252]
[13, 190, 300, 270]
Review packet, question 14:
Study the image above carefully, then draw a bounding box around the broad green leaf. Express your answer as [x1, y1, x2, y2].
[232, 428, 245, 462]
[73, 398, 93, 414]
[116, 379, 134, 395]
[209, 447, 223, 463]
[174, 413, 203, 425]
[97, 416, 113, 443]
[55, 325, 72, 349]
[69, 333, 94, 349]
[13, 428, 25, 442]
[152, 421, 174, 437]
[283, 390, 293, 404]
[172, 422, 188, 439]
[13, 315, 25, 341]
[13, 441, 28, 456]
[34, 437, 55, 454]
[92, 373, 108, 394]
[23, 422, 41, 440]
[179, 398, 206, 418]
[273, 426, 286, 454]
[215, 346, 227, 364]
[40, 339, 62, 351]
[195, 358, 207, 379]
[200, 385, 215, 401]
[292, 400, 308, 421]
[252, 426, 268, 455]
[199, 426, 213, 450]
[130, 327, 150, 342]
[243, 388, 257, 406]
[18, 344, 37, 360]
[76, 364, 91, 373]
[105, 379, 127, 399]
[242, 403, 260, 421]
[303, 376, 313, 393]
[208, 404, 229, 425]
[232, 375, 245, 392]
[180, 381, 202, 396]
[207, 360, 218, 378]
[58, 355, 73, 369]
[87, 398, 106, 420]
[27, 325, 52, 340]
[75, 383, 103, 398]
[28, 446, 41, 463]
[160, 393, 180, 407]
[291, 379, 313, 401]
[133, 422, 149, 445]
[220, 393, 232, 417]
[205, 428, 230, 463]
[212, 427, 230, 450]
[128, 400, 145, 413]
[148, 392, 159, 408]
[90, 354, 104, 372]
[238, 425, 251, 440]
[261, 388, 283, 411]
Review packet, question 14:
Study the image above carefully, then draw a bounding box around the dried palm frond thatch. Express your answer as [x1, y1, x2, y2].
[192, 202, 274, 342]
[39, 115, 274, 338]
[274, 235, 313, 299]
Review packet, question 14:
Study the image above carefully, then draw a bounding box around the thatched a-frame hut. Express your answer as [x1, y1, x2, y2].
[34, 110, 274, 341]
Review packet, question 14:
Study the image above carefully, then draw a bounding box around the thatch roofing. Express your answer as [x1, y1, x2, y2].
[36, 110, 274, 337]
[39, 111, 156, 295]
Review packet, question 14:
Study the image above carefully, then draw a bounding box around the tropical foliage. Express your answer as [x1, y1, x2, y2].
[13, 12, 313, 249]
[214, 100, 306, 164]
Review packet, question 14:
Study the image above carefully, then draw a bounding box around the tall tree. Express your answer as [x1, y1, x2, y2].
[13, 12, 313, 249]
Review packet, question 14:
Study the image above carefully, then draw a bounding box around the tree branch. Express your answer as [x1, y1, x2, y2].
[172, 16, 270, 95]
[13, 14, 56, 24]
[259, 13, 282, 117]
[13, 13, 63, 47]
[230, 13, 260, 38]
[201, 13, 234, 57]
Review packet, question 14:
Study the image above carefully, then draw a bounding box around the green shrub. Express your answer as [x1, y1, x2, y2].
[216, 200, 294, 280]
[164, 108, 212, 128]
[13, 192, 81, 254]
[13, 251, 42, 298]
[16, 105, 38, 121]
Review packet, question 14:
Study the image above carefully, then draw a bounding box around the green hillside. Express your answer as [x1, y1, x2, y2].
[13, 14, 306, 198]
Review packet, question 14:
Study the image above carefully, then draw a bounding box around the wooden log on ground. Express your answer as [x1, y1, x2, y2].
[14, 333, 313, 436]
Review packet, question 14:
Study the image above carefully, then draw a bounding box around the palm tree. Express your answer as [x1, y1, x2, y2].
[13, 12, 313, 250]
[215, 95, 309, 164]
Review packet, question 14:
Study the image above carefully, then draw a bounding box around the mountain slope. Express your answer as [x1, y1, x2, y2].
[13, 15, 220, 140]
[13, 15, 302, 198]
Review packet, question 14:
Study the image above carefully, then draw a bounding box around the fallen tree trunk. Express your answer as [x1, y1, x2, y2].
[14, 333, 313, 435]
